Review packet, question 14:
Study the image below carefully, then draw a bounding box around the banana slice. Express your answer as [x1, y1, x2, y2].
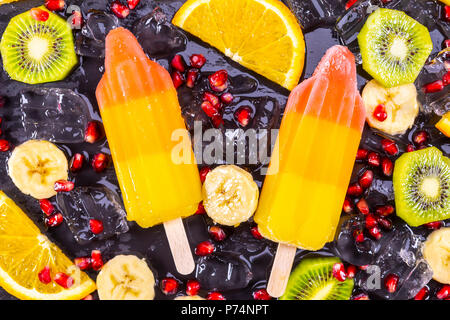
[174, 295, 205, 300]
[97, 255, 155, 300]
[8, 140, 68, 199]
[423, 227, 450, 285]
[202, 165, 259, 226]
[361, 79, 419, 135]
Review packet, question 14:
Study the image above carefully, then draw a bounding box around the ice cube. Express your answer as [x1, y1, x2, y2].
[56, 186, 129, 244]
[80, 0, 109, 16]
[285, 0, 346, 31]
[82, 12, 120, 42]
[195, 252, 253, 291]
[75, 33, 105, 58]
[132, 8, 187, 58]
[18, 88, 91, 144]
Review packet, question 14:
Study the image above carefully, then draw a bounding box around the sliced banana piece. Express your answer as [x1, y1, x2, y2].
[203, 165, 259, 226]
[361, 79, 419, 135]
[423, 227, 450, 285]
[8, 140, 68, 199]
[97, 255, 155, 300]
[174, 295, 205, 300]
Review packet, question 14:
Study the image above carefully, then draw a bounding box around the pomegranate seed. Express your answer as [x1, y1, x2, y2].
[346, 265, 357, 279]
[445, 39, 450, 48]
[92, 153, 109, 173]
[376, 205, 394, 217]
[423, 221, 443, 230]
[365, 214, 378, 228]
[71, 10, 83, 28]
[84, 121, 104, 144]
[381, 139, 398, 156]
[373, 104, 387, 122]
[208, 70, 228, 92]
[220, 92, 234, 104]
[195, 201, 206, 214]
[423, 80, 444, 93]
[199, 166, 211, 184]
[91, 250, 103, 271]
[445, 6, 450, 22]
[359, 265, 369, 270]
[111, 1, 130, 19]
[0, 96, 5, 108]
[359, 170, 374, 189]
[235, 106, 252, 127]
[347, 182, 363, 196]
[436, 285, 450, 299]
[443, 71, 450, 86]
[38, 266, 52, 284]
[250, 225, 263, 239]
[45, 213, 63, 227]
[195, 241, 215, 256]
[406, 143, 415, 152]
[207, 291, 225, 300]
[414, 286, 429, 300]
[201, 101, 219, 118]
[39, 199, 55, 216]
[186, 279, 200, 296]
[332, 263, 347, 282]
[170, 55, 186, 72]
[74, 257, 92, 270]
[342, 197, 353, 213]
[345, 0, 358, 9]
[82, 294, 94, 300]
[45, 0, 65, 11]
[356, 148, 369, 160]
[203, 92, 221, 109]
[384, 274, 399, 293]
[189, 54, 206, 69]
[89, 219, 104, 234]
[161, 277, 178, 295]
[211, 114, 224, 128]
[69, 153, 84, 172]
[377, 217, 393, 230]
[0, 139, 10, 151]
[368, 226, 382, 240]
[253, 288, 271, 300]
[54, 272, 74, 289]
[209, 225, 226, 241]
[186, 68, 199, 88]
[127, 0, 140, 10]
[352, 293, 370, 300]
[413, 130, 428, 146]
[171, 71, 185, 89]
[381, 157, 393, 177]
[367, 152, 381, 167]
[30, 8, 49, 22]
[356, 198, 370, 215]
[353, 230, 365, 243]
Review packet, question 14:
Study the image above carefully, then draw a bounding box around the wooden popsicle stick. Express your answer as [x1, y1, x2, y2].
[267, 243, 297, 298]
[164, 218, 195, 275]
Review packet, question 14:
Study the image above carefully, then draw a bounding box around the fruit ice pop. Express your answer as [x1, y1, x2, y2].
[96, 28, 202, 229]
[255, 46, 366, 251]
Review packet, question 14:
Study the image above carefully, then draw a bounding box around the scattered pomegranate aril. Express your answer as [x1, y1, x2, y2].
[69, 153, 85, 172]
[359, 170, 374, 189]
[91, 250, 103, 271]
[356, 198, 370, 215]
[381, 157, 393, 177]
[199, 166, 211, 184]
[195, 241, 215, 256]
[161, 277, 178, 295]
[235, 106, 252, 127]
[250, 225, 263, 239]
[171, 70, 185, 89]
[253, 288, 271, 300]
[377, 217, 393, 230]
[84, 121, 104, 144]
[332, 263, 347, 282]
[384, 274, 399, 293]
[195, 201, 206, 214]
[71, 10, 83, 28]
[414, 286, 429, 300]
[127, 0, 140, 10]
[92, 153, 109, 173]
[368, 226, 382, 240]
[445, 5, 450, 22]
[74, 257, 92, 270]
[353, 230, 365, 243]
[443, 71, 450, 86]
[186, 68, 199, 88]
[186, 279, 200, 296]
[423, 80, 444, 93]
[346, 265, 357, 279]
[45, 213, 64, 227]
[203, 92, 220, 108]
[347, 182, 363, 197]
[208, 70, 228, 92]
[38, 266, 52, 284]
[189, 54, 206, 69]
[201, 101, 219, 118]
[342, 197, 353, 213]
[345, 0, 358, 10]
[381, 139, 399, 156]
[423, 221, 443, 230]
[220, 92, 234, 104]
[373, 104, 387, 122]
[413, 130, 428, 146]
[209, 225, 226, 241]
[376, 205, 394, 217]
[89, 219, 104, 234]
[0, 139, 10, 152]
[30, 8, 50, 22]
[111, 1, 130, 19]
[45, 0, 65, 11]
[356, 148, 369, 160]
[39, 199, 55, 216]
[359, 265, 369, 271]
[207, 291, 225, 300]
[211, 114, 224, 128]
[367, 152, 381, 167]
[445, 39, 450, 48]
[352, 293, 369, 300]
[365, 214, 378, 229]
[436, 285, 450, 300]
[406, 144, 415, 152]
[54, 272, 74, 289]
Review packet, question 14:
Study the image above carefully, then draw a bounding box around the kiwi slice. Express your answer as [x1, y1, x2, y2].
[280, 257, 354, 300]
[357, 8, 432, 88]
[393, 147, 450, 227]
[0, 7, 77, 84]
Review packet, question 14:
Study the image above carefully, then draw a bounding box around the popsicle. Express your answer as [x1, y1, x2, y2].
[96, 28, 202, 274]
[254, 46, 366, 297]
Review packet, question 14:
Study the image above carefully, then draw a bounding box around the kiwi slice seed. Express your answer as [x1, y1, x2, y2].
[393, 147, 450, 227]
[280, 257, 354, 300]
[358, 8, 432, 88]
[0, 6, 77, 84]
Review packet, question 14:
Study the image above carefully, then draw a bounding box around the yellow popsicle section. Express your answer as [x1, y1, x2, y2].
[96, 28, 202, 228]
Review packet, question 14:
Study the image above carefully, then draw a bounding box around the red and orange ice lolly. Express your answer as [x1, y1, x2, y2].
[96, 28, 202, 274]
[254, 46, 366, 296]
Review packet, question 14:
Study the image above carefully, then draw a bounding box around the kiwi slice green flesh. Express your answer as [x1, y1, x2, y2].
[0, 7, 77, 84]
[357, 8, 432, 88]
[393, 147, 450, 227]
[280, 257, 354, 300]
